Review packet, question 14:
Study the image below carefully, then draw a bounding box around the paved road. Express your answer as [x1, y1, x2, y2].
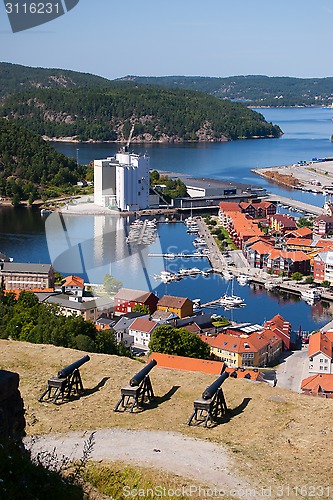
[275, 347, 309, 393]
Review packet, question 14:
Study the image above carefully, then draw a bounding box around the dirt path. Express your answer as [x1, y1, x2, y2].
[25, 428, 253, 497]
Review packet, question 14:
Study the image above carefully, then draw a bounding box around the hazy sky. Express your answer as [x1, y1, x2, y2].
[1, 0, 332, 79]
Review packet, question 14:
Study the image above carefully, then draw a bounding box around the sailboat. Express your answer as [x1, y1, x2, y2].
[220, 279, 245, 307]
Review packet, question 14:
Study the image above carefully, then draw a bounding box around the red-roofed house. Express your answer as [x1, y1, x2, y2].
[264, 314, 291, 350]
[201, 331, 282, 368]
[62, 275, 85, 297]
[239, 200, 276, 219]
[285, 227, 313, 239]
[268, 214, 297, 233]
[114, 288, 158, 315]
[301, 374, 333, 398]
[267, 250, 310, 276]
[128, 318, 159, 351]
[308, 331, 333, 374]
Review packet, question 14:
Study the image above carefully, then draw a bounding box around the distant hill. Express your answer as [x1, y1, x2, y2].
[1, 85, 282, 142]
[0, 62, 112, 98]
[117, 75, 333, 107]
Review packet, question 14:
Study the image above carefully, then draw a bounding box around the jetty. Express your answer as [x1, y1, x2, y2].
[265, 194, 323, 216]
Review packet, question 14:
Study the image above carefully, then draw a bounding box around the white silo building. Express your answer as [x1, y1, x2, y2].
[94, 148, 150, 211]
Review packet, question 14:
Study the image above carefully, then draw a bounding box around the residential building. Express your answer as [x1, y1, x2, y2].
[202, 331, 282, 368]
[313, 251, 333, 284]
[61, 275, 85, 297]
[128, 318, 159, 351]
[113, 312, 150, 346]
[174, 313, 217, 336]
[157, 295, 193, 319]
[264, 314, 292, 350]
[43, 294, 113, 322]
[0, 263, 55, 291]
[308, 331, 333, 374]
[114, 288, 158, 315]
[301, 374, 333, 398]
[313, 215, 333, 237]
[239, 199, 276, 219]
[268, 214, 297, 233]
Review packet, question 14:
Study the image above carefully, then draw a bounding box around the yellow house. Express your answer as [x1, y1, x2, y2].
[202, 331, 282, 368]
[157, 295, 193, 319]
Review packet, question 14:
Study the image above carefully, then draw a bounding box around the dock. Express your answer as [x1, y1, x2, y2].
[148, 253, 208, 259]
[265, 194, 323, 216]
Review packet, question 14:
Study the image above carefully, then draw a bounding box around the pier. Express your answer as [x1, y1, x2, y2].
[265, 194, 323, 216]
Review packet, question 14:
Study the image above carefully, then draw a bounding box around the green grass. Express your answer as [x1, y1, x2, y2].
[82, 462, 192, 499]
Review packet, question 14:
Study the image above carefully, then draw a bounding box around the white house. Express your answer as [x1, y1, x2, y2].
[128, 318, 159, 351]
[308, 331, 333, 374]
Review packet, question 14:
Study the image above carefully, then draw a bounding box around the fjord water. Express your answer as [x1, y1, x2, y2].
[54, 107, 333, 207]
[2, 107, 333, 332]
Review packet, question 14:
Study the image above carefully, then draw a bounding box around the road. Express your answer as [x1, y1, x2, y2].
[275, 347, 309, 393]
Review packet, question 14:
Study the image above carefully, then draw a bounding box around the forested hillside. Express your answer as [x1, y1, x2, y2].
[1, 86, 282, 142]
[0, 118, 84, 203]
[119, 75, 333, 107]
[0, 62, 112, 97]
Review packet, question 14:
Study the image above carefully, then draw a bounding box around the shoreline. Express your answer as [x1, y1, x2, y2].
[252, 158, 333, 195]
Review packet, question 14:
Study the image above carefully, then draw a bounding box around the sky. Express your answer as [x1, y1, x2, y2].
[0, 0, 333, 80]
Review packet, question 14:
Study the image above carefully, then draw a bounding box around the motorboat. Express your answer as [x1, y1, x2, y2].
[193, 298, 202, 313]
[40, 208, 52, 216]
[300, 288, 321, 302]
[264, 282, 277, 291]
[237, 275, 249, 286]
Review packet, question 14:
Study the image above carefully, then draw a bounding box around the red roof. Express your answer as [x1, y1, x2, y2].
[301, 374, 333, 393]
[62, 275, 84, 288]
[130, 318, 158, 334]
[148, 352, 263, 380]
[308, 331, 332, 358]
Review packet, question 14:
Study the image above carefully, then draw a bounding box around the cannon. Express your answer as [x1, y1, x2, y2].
[114, 359, 157, 412]
[38, 355, 90, 404]
[202, 371, 229, 400]
[187, 365, 229, 427]
[130, 359, 157, 387]
[57, 355, 90, 379]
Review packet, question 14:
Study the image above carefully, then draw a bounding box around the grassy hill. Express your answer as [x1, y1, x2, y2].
[2, 339, 333, 495]
[119, 75, 333, 107]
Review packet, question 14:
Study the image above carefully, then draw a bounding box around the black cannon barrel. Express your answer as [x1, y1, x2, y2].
[130, 359, 157, 386]
[202, 371, 229, 400]
[57, 355, 90, 379]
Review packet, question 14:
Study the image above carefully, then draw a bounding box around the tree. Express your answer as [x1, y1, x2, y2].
[305, 276, 314, 284]
[103, 274, 123, 294]
[297, 217, 313, 229]
[149, 324, 211, 359]
[320, 280, 331, 288]
[132, 304, 150, 315]
[17, 291, 39, 308]
[291, 272, 303, 281]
